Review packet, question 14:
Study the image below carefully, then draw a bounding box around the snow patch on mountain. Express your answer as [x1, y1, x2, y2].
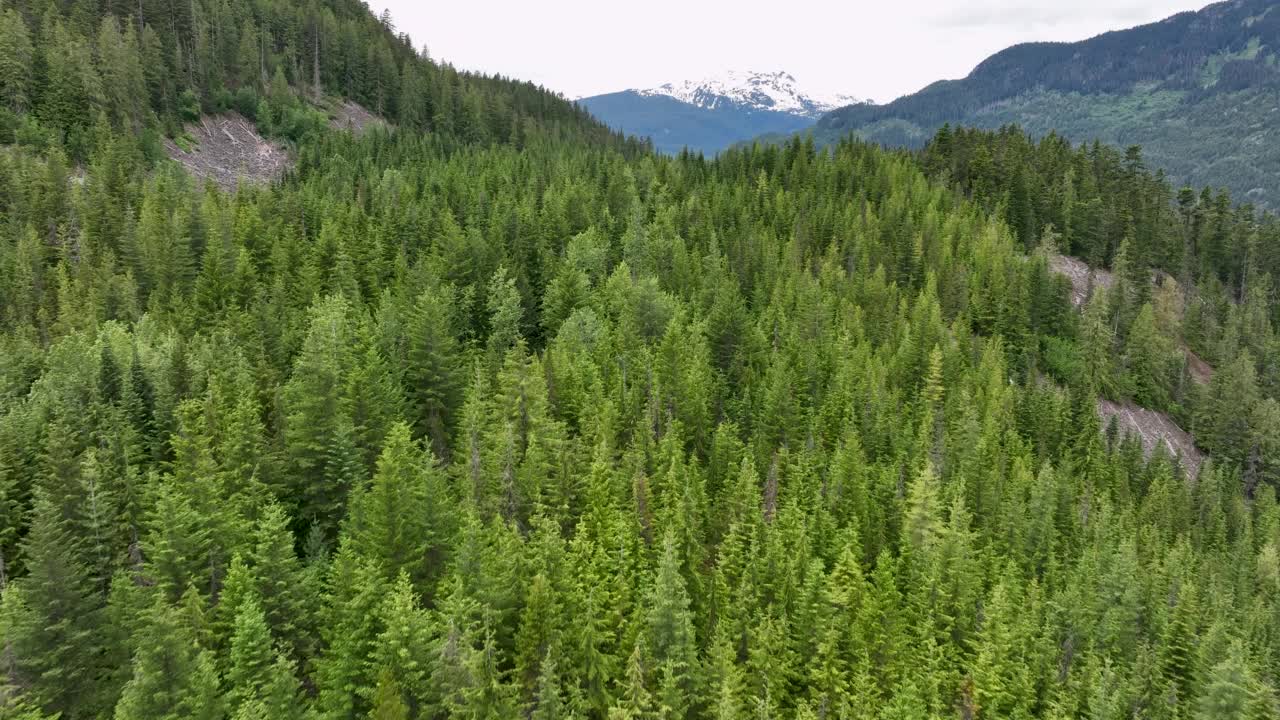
[635, 70, 867, 119]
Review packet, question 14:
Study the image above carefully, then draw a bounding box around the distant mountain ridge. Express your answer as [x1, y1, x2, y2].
[810, 0, 1280, 207]
[578, 71, 866, 155]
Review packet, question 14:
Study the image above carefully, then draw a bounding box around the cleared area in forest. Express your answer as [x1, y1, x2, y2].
[1044, 253, 1209, 477]
[1098, 398, 1204, 478]
[163, 113, 292, 190]
[329, 100, 386, 134]
[1048, 252, 1216, 387]
[1184, 345, 1215, 384]
[1048, 253, 1115, 307]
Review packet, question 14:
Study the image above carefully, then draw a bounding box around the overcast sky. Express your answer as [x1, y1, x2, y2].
[376, 1, 1211, 103]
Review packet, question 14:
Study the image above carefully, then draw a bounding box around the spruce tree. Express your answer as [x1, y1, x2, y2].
[10, 491, 108, 720]
[343, 422, 443, 586]
[0, 9, 33, 112]
[114, 601, 225, 720]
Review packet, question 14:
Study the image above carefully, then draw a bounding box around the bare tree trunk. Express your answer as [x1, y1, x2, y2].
[313, 21, 321, 101]
[189, 0, 200, 87]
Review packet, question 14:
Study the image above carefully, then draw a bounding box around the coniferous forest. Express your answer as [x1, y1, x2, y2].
[2, 2, 1280, 720]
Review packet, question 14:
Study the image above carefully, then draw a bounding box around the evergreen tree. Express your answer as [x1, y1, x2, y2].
[0, 9, 33, 112]
[226, 595, 302, 720]
[0, 11, 1277, 717]
[343, 422, 445, 586]
[1124, 302, 1174, 409]
[114, 601, 225, 720]
[1196, 644, 1261, 720]
[9, 491, 109, 720]
[647, 530, 697, 717]
[404, 286, 464, 458]
[284, 296, 363, 540]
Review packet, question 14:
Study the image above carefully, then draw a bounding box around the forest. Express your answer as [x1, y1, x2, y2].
[1, 1, 1280, 719]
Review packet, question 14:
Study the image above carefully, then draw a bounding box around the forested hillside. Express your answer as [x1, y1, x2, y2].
[0, 0, 635, 157]
[921, 124, 1280, 493]
[2, 2, 1280, 720]
[815, 0, 1280, 208]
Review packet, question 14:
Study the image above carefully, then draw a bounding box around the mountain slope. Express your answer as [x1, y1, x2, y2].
[0, 0, 633, 160]
[579, 70, 862, 154]
[816, 0, 1280, 206]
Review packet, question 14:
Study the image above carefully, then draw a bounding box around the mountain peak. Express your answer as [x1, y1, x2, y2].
[636, 70, 866, 119]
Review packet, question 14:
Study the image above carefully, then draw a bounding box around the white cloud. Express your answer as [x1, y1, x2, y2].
[930, 1, 1194, 29]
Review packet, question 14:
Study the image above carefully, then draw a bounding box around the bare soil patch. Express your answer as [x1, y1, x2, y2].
[164, 113, 291, 190]
[1184, 346, 1215, 384]
[1048, 253, 1115, 307]
[1098, 398, 1204, 478]
[329, 100, 386, 134]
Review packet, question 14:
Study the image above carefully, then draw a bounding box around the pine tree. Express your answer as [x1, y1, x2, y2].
[248, 505, 313, 659]
[315, 542, 389, 720]
[530, 651, 568, 720]
[1199, 352, 1258, 463]
[647, 530, 697, 716]
[1125, 303, 1174, 409]
[970, 580, 1036, 719]
[95, 16, 147, 131]
[515, 572, 562, 701]
[613, 642, 655, 720]
[487, 266, 525, 362]
[463, 630, 518, 719]
[706, 632, 746, 720]
[284, 296, 362, 540]
[572, 586, 619, 717]
[143, 480, 219, 602]
[346, 341, 405, 473]
[226, 595, 301, 719]
[369, 573, 435, 716]
[368, 669, 410, 720]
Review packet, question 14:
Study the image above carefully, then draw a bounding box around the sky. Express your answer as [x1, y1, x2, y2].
[376, 0, 1212, 103]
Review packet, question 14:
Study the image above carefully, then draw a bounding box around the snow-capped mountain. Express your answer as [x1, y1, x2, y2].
[635, 70, 866, 119]
[577, 71, 867, 156]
